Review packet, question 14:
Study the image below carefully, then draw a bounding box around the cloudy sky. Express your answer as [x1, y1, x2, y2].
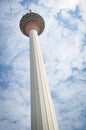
[0, 0, 86, 130]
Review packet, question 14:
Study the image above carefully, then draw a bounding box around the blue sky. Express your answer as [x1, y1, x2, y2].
[0, 0, 86, 130]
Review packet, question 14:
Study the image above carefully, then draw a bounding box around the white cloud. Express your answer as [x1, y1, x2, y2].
[39, 0, 79, 13]
[79, 0, 86, 21]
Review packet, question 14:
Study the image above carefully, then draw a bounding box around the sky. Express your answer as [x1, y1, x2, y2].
[0, 0, 86, 130]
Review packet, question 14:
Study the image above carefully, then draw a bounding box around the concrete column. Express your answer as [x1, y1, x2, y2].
[29, 29, 59, 130]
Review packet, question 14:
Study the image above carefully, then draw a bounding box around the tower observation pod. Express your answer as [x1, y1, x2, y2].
[19, 11, 59, 130]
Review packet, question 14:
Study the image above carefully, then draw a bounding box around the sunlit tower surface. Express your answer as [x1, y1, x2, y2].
[19, 10, 59, 130]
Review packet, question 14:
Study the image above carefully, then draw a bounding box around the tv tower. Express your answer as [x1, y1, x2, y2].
[19, 10, 59, 130]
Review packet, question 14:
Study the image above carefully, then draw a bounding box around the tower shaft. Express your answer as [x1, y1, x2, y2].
[30, 29, 59, 130]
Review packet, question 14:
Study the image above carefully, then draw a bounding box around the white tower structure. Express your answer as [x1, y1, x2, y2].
[20, 11, 59, 130]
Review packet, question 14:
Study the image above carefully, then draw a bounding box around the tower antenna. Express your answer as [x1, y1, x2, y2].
[30, 9, 32, 13]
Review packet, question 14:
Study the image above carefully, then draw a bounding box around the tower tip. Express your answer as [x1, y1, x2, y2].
[30, 9, 32, 13]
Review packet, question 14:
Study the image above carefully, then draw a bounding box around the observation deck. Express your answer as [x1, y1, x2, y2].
[19, 11, 45, 36]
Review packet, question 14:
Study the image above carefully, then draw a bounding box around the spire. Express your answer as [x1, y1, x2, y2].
[30, 9, 32, 13]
